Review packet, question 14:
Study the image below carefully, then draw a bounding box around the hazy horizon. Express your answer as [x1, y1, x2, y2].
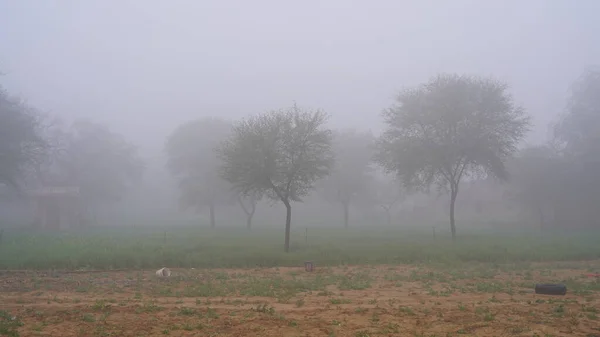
[2, 0, 599, 154]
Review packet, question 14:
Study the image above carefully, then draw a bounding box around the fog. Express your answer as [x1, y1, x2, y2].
[3, 1, 600, 145]
[1, 0, 600, 232]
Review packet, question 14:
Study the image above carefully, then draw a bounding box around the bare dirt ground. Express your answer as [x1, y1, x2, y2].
[1, 262, 600, 336]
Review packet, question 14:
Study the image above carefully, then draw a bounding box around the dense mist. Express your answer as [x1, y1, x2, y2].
[1, 0, 600, 235]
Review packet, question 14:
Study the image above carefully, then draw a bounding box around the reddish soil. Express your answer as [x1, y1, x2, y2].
[1, 262, 600, 336]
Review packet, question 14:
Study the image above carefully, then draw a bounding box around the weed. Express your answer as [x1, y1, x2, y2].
[206, 307, 219, 319]
[400, 306, 415, 315]
[135, 301, 163, 314]
[82, 314, 96, 322]
[339, 272, 372, 290]
[177, 307, 197, 316]
[92, 300, 112, 312]
[330, 298, 351, 305]
[355, 307, 368, 314]
[253, 304, 275, 315]
[0, 310, 23, 337]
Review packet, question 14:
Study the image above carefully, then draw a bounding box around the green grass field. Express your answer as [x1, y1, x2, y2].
[1, 227, 599, 271]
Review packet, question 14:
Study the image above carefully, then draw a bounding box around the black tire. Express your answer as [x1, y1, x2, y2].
[535, 283, 567, 296]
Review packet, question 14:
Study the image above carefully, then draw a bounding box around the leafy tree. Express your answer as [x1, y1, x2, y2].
[218, 104, 334, 252]
[506, 146, 563, 230]
[555, 67, 600, 159]
[320, 129, 375, 228]
[551, 67, 600, 229]
[166, 117, 234, 228]
[28, 119, 144, 226]
[56, 120, 143, 203]
[372, 174, 404, 226]
[375, 74, 529, 239]
[0, 85, 46, 188]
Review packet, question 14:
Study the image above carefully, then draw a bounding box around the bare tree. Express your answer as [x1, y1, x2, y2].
[218, 104, 334, 252]
[375, 74, 529, 240]
[237, 193, 260, 230]
[166, 117, 234, 228]
[319, 129, 375, 228]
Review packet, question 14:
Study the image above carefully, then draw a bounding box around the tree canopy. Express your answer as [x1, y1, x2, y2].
[375, 74, 529, 239]
[555, 67, 600, 160]
[0, 85, 46, 188]
[218, 104, 334, 252]
[165, 117, 235, 228]
[319, 129, 375, 228]
[54, 120, 143, 204]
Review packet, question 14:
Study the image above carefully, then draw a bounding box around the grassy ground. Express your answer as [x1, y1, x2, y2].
[2, 227, 600, 336]
[0, 227, 599, 270]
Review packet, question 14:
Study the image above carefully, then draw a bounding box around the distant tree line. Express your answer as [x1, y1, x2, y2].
[507, 67, 600, 231]
[0, 82, 143, 227]
[3, 68, 599, 251]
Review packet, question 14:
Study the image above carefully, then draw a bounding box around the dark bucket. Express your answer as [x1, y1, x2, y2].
[304, 261, 314, 272]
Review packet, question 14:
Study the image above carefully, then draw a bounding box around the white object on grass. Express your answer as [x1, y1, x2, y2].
[156, 267, 171, 277]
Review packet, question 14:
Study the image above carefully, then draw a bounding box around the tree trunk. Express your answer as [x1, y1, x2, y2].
[209, 203, 216, 229]
[537, 204, 545, 232]
[450, 188, 457, 241]
[246, 212, 253, 230]
[284, 201, 292, 253]
[342, 201, 349, 228]
[385, 207, 391, 226]
[238, 196, 256, 230]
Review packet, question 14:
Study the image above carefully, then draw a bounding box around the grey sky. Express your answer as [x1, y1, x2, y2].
[1, 0, 599, 151]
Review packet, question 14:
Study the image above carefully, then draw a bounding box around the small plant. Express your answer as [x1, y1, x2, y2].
[355, 307, 368, 314]
[400, 306, 415, 315]
[483, 312, 495, 322]
[254, 304, 275, 315]
[92, 300, 112, 312]
[330, 298, 351, 305]
[554, 304, 565, 316]
[382, 323, 399, 333]
[206, 307, 219, 319]
[135, 301, 163, 314]
[488, 295, 501, 303]
[177, 307, 196, 316]
[339, 272, 372, 290]
[0, 311, 24, 337]
[82, 314, 96, 322]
